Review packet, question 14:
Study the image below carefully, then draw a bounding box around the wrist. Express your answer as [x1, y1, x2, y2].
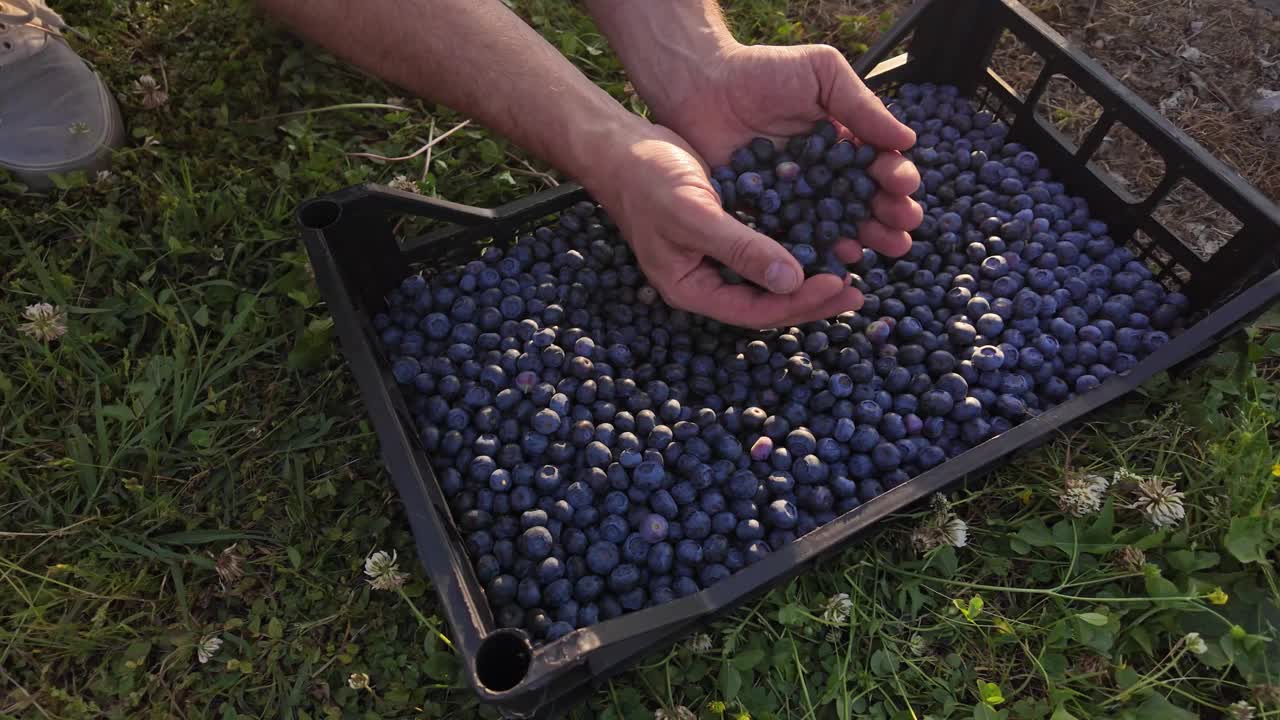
[585, 1, 739, 122]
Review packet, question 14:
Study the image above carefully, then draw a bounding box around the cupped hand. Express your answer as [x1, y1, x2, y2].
[649, 43, 924, 266]
[584, 122, 861, 330]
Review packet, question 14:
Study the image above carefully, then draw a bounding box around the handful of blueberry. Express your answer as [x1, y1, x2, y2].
[710, 120, 885, 281]
[373, 82, 1190, 645]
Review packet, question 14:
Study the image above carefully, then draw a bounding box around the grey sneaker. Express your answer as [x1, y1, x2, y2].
[0, 0, 124, 190]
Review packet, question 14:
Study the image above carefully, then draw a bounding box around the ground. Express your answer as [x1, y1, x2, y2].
[2, 1, 1279, 719]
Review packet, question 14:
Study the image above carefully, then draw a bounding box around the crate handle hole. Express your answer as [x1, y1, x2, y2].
[475, 629, 532, 692]
[298, 199, 343, 230]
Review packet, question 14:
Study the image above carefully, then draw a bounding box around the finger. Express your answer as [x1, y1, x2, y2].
[870, 192, 924, 232]
[684, 197, 808, 295]
[867, 150, 921, 196]
[855, 218, 913, 258]
[669, 267, 852, 329]
[808, 45, 916, 151]
[833, 238, 864, 264]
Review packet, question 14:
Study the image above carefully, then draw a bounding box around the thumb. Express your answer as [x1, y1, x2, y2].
[699, 207, 806, 295]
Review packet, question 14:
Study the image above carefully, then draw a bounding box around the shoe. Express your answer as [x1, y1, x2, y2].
[0, 0, 124, 190]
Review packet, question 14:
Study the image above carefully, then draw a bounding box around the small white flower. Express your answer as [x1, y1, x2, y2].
[95, 169, 114, 187]
[687, 633, 712, 652]
[824, 627, 843, 643]
[1130, 477, 1186, 528]
[133, 74, 169, 109]
[19, 303, 68, 343]
[1228, 700, 1257, 720]
[654, 706, 695, 720]
[388, 175, 420, 194]
[363, 549, 409, 591]
[1059, 473, 1110, 517]
[196, 635, 223, 664]
[1184, 632, 1207, 655]
[943, 517, 969, 548]
[347, 672, 372, 690]
[821, 592, 852, 625]
[386, 96, 407, 107]
[1112, 467, 1143, 485]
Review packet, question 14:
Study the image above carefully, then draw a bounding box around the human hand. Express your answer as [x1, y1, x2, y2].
[644, 43, 924, 267]
[583, 120, 861, 329]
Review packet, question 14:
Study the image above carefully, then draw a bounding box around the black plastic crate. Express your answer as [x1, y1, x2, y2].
[297, 0, 1280, 716]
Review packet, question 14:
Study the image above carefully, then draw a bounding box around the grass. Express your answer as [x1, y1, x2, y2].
[3, 1, 1280, 719]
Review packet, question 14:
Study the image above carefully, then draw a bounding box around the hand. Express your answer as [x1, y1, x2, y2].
[648, 43, 924, 269]
[584, 121, 862, 329]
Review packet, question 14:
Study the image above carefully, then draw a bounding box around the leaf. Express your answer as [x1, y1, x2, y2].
[1143, 569, 1181, 599]
[267, 617, 284, 639]
[733, 649, 766, 671]
[287, 546, 302, 569]
[719, 662, 741, 700]
[152, 529, 264, 545]
[1015, 519, 1055, 547]
[1131, 692, 1197, 720]
[1050, 706, 1080, 720]
[188, 428, 212, 448]
[972, 703, 1002, 720]
[1166, 549, 1220, 573]
[870, 649, 898, 677]
[954, 595, 984, 621]
[287, 316, 334, 371]
[423, 652, 458, 682]
[1076, 612, 1109, 626]
[976, 681, 1005, 705]
[1225, 516, 1268, 563]
[777, 602, 808, 626]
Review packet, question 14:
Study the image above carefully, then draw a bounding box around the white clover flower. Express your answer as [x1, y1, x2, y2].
[196, 635, 223, 664]
[95, 169, 114, 187]
[1059, 473, 1109, 517]
[944, 517, 969, 548]
[363, 549, 409, 591]
[19, 303, 68, 343]
[1228, 700, 1256, 720]
[133, 74, 169, 109]
[824, 627, 843, 644]
[654, 706, 695, 720]
[388, 175, 420, 194]
[821, 592, 852, 625]
[1184, 632, 1207, 655]
[347, 672, 372, 690]
[687, 633, 712, 652]
[1130, 477, 1186, 528]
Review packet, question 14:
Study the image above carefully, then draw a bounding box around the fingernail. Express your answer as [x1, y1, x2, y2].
[764, 261, 801, 294]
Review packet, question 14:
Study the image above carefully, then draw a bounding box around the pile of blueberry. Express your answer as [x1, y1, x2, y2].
[709, 122, 883, 279]
[372, 82, 1191, 645]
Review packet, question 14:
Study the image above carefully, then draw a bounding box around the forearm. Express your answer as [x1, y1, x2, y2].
[584, 1, 739, 122]
[256, 0, 646, 188]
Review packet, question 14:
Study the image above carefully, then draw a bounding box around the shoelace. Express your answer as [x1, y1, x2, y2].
[0, 0, 66, 32]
